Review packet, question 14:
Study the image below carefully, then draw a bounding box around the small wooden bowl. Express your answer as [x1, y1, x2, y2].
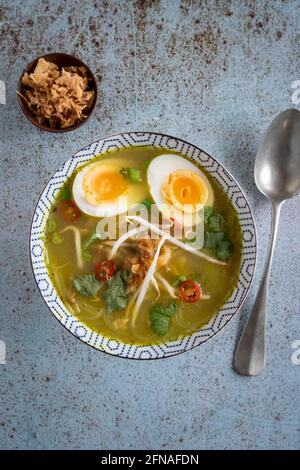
[17, 52, 98, 133]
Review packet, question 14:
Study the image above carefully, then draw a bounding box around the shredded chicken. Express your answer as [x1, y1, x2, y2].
[18, 58, 95, 129]
[138, 238, 171, 268]
[126, 238, 171, 293]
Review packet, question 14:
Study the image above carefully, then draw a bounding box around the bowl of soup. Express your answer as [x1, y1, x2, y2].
[30, 132, 257, 359]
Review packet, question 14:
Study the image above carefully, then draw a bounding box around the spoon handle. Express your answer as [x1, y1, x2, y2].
[235, 200, 283, 376]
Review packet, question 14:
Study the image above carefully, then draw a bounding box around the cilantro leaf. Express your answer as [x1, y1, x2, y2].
[204, 206, 214, 224]
[73, 274, 101, 297]
[204, 231, 232, 260]
[215, 238, 232, 261]
[204, 207, 232, 260]
[204, 206, 224, 232]
[208, 212, 224, 232]
[149, 303, 178, 336]
[204, 231, 225, 249]
[103, 270, 129, 314]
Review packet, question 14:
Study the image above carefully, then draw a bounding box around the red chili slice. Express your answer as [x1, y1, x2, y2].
[59, 200, 81, 223]
[95, 260, 116, 282]
[179, 280, 201, 303]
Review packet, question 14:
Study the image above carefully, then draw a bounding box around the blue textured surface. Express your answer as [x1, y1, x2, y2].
[0, 0, 299, 450]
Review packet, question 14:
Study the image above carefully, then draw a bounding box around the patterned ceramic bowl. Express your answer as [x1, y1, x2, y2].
[30, 132, 257, 359]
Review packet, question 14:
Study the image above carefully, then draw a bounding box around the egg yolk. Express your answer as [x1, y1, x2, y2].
[83, 167, 127, 205]
[162, 170, 208, 213]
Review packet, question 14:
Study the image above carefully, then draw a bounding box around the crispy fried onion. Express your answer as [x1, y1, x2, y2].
[17, 58, 95, 128]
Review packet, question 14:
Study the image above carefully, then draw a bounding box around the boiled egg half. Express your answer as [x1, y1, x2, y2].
[73, 159, 147, 217]
[147, 154, 214, 226]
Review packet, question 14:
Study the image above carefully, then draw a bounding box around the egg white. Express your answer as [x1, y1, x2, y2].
[73, 158, 149, 218]
[72, 165, 126, 217]
[147, 154, 214, 226]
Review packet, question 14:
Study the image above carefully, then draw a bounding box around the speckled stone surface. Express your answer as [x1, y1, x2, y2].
[0, 0, 299, 450]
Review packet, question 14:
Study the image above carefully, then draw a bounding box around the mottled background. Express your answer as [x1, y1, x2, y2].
[0, 0, 299, 450]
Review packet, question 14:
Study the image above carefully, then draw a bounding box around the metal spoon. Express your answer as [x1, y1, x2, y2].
[235, 109, 300, 376]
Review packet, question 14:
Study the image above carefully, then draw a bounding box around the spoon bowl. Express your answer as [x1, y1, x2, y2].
[255, 109, 300, 201]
